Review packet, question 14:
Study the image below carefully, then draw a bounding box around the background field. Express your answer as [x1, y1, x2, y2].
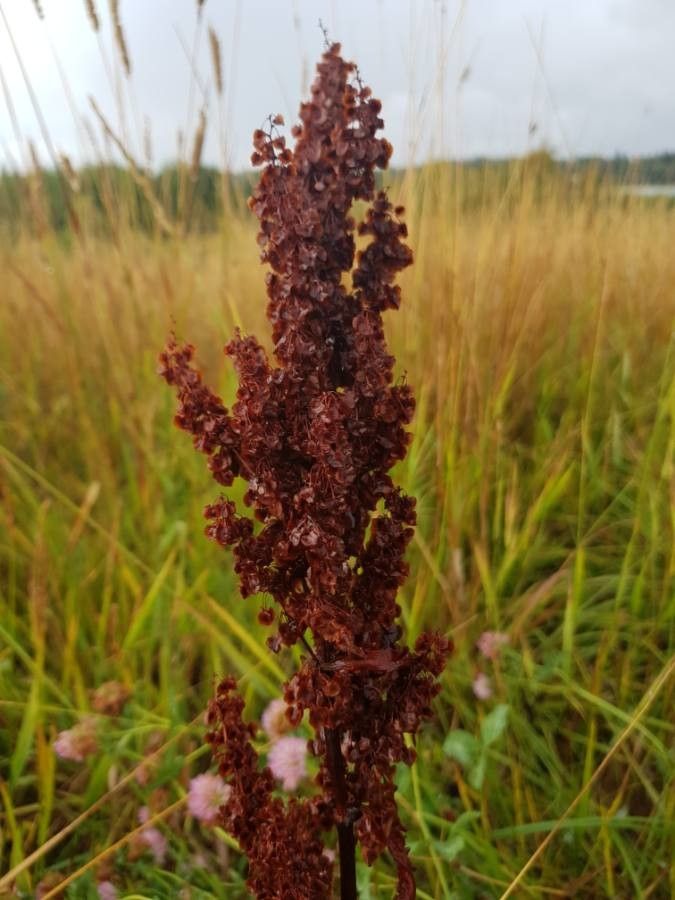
[1, 9, 675, 900]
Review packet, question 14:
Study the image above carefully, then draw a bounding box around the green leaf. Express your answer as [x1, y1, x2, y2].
[480, 703, 510, 747]
[453, 810, 482, 830]
[442, 729, 481, 768]
[356, 863, 373, 899]
[10, 676, 40, 788]
[122, 549, 177, 651]
[468, 751, 487, 790]
[433, 835, 465, 861]
[406, 838, 426, 855]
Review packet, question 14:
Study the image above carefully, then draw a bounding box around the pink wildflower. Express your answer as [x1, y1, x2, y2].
[267, 736, 307, 791]
[261, 698, 291, 741]
[134, 761, 155, 786]
[97, 882, 118, 900]
[188, 772, 231, 824]
[92, 680, 131, 716]
[472, 672, 493, 701]
[140, 827, 167, 864]
[53, 719, 98, 761]
[476, 630, 510, 661]
[35, 873, 65, 898]
[132, 806, 168, 864]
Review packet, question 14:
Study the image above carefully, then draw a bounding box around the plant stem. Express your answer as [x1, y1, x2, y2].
[337, 818, 357, 900]
[325, 726, 357, 900]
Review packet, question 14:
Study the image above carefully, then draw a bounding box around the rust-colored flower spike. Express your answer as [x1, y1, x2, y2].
[160, 42, 450, 900]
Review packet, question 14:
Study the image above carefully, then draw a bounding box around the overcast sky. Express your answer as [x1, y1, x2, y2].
[1, 0, 673, 172]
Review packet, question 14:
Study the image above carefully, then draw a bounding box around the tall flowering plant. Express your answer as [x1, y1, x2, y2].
[160, 43, 449, 900]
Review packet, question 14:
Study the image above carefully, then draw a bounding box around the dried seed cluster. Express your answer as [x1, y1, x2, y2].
[160, 42, 450, 899]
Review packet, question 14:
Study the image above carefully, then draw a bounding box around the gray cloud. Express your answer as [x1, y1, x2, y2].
[0, 0, 673, 172]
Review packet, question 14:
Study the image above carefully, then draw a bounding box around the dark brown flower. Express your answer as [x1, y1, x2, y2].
[162, 42, 450, 899]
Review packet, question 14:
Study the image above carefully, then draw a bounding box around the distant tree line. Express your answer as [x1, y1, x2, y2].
[461, 152, 675, 185]
[575, 152, 675, 184]
[0, 164, 258, 238]
[1, 152, 673, 239]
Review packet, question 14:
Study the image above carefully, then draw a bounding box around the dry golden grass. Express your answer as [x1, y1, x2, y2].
[1, 163, 673, 895]
[0, 3, 673, 892]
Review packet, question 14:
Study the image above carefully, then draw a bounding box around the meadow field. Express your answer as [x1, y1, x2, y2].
[0, 5, 673, 894]
[0, 153, 673, 899]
